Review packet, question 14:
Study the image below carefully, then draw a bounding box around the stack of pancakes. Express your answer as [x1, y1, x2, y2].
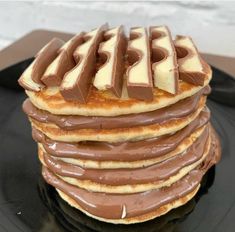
[19, 25, 221, 224]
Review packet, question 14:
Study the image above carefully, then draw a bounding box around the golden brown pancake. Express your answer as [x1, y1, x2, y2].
[29, 97, 206, 143]
[56, 185, 200, 224]
[37, 125, 206, 169]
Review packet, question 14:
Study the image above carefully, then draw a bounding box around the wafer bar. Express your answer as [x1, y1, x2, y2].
[41, 33, 84, 87]
[174, 36, 207, 86]
[126, 27, 153, 101]
[18, 38, 64, 91]
[150, 26, 179, 94]
[93, 26, 126, 97]
[60, 24, 108, 103]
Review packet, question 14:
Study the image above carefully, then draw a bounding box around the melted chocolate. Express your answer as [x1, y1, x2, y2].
[32, 108, 210, 161]
[23, 86, 210, 130]
[43, 126, 209, 185]
[42, 127, 220, 220]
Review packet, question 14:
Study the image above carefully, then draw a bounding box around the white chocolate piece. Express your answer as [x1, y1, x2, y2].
[93, 27, 120, 90]
[43, 52, 64, 77]
[42, 33, 84, 86]
[18, 38, 64, 91]
[93, 26, 125, 97]
[61, 28, 100, 89]
[60, 24, 108, 102]
[128, 27, 151, 85]
[151, 26, 178, 94]
[174, 36, 204, 73]
[19, 61, 43, 91]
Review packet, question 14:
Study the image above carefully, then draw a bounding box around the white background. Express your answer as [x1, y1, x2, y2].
[0, 1, 234, 56]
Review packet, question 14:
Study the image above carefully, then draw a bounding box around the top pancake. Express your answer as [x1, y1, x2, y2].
[26, 70, 211, 116]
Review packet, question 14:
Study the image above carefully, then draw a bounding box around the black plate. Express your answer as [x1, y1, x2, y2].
[0, 62, 235, 232]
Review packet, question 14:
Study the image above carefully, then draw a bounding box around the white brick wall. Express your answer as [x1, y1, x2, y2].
[0, 1, 234, 56]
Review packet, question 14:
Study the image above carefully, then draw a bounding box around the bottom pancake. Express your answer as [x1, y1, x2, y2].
[56, 184, 199, 224]
[41, 125, 221, 224]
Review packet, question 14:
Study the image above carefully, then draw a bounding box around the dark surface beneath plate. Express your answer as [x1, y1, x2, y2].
[0, 66, 235, 232]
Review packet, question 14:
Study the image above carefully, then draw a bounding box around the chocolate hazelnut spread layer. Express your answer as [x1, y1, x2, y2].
[42, 125, 209, 185]
[32, 108, 210, 162]
[23, 86, 210, 130]
[42, 127, 220, 220]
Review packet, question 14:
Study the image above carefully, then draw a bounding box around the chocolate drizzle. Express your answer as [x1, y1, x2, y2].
[150, 26, 179, 94]
[126, 27, 154, 101]
[174, 35, 209, 86]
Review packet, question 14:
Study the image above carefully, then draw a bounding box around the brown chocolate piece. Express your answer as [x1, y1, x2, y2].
[150, 26, 179, 94]
[18, 38, 64, 91]
[93, 26, 127, 97]
[126, 27, 153, 101]
[41, 51, 74, 86]
[59, 32, 85, 56]
[60, 24, 108, 103]
[174, 35, 207, 86]
[41, 33, 84, 87]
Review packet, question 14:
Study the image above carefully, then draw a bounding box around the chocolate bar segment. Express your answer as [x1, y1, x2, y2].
[150, 26, 179, 94]
[18, 38, 64, 91]
[126, 27, 153, 101]
[174, 35, 207, 86]
[41, 33, 84, 87]
[93, 26, 126, 97]
[59, 32, 85, 56]
[60, 24, 108, 103]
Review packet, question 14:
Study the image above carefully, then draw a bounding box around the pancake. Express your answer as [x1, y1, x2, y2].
[38, 125, 211, 193]
[53, 188, 196, 232]
[37, 124, 206, 169]
[23, 86, 210, 130]
[29, 97, 206, 143]
[57, 184, 199, 225]
[34, 108, 210, 169]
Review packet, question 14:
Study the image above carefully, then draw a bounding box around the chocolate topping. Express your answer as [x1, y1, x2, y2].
[150, 26, 179, 94]
[32, 108, 210, 162]
[175, 35, 208, 86]
[94, 26, 127, 97]
[60, 24, 108, 103]
[41, 33, 84, 87]
[41, 51, 75, 87]
[42, 127, 220, 220]
[23, 86, 210, 130]
[18, 38, 65, 91]
[126, 27, 154, 101]
[43, 126, 209, 185]
[18, 25, 212, 103]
